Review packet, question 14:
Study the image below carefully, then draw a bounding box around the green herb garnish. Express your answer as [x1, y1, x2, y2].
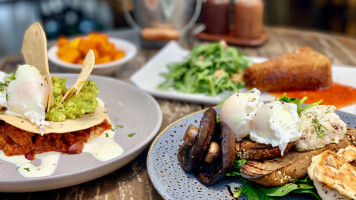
[116, 125, 124, 128]
[105, 133, 109, 137]
[128, 133, 136, 137]
[277, 93, 322, 115]
[24, 167, 30, 172]
[311, 115, 327, 138]
[157, 41, 251, 96]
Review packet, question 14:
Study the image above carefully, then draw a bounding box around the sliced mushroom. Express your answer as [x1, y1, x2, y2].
[196, 122, 236, 185]
[204, 142, 220, 164]
[178, 108, 216, 172]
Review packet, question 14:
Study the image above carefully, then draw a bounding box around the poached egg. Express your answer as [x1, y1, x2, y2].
[220, 88, 263, 140]
[250, 101, 302, 154]
[6, 64, 50, 131]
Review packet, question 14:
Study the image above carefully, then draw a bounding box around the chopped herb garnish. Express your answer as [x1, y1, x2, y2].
[110, 128, 115, 131]
[115, 125, 124, 128]
[128, 133, 136, 137]
[216, 114, 221, 123]
[311, 115, 327, 138]
[105, 133, 109, 137]
[9, 73, 15, 80]
[24, 167, 30, 172]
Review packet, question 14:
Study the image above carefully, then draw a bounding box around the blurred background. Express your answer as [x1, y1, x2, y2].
[0, 0, 356, 59]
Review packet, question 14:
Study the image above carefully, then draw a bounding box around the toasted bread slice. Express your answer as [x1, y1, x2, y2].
[240, 128, 356, 186]
[236, 139, 295, 160]
[243, 47, 332, 92]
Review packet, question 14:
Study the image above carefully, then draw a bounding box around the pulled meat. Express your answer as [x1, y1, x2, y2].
[0, 120, 111, 160]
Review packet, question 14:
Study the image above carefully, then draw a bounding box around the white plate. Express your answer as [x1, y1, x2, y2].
[0, 74, 162, 192]
[48, 38, 137, 75]
[131, 41, 356, 114]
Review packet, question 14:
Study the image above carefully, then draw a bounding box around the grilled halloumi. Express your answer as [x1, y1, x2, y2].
[308, 145, 356, 200]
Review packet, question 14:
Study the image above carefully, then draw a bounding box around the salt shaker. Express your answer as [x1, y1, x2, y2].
[203, 0, 230, 35]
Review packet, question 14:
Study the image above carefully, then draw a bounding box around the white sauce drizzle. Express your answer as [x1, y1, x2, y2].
[0, 99, 124, 178]
[83, 126, 124, 161]
[0, 151, 60, 178]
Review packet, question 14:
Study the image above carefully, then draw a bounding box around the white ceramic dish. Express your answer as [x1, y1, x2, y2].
[130, 41, 356, 114]
[0, 74, 162, 192]
[48, 38, 137, 75]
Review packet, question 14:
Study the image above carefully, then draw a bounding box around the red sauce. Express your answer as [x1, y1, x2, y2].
[0, 119, 112, 160]
[270, 83, 356, 109]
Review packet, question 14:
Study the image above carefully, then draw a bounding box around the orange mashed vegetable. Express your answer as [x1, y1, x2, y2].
[56, 33, 125, 65]
[0, 120, 112, 160]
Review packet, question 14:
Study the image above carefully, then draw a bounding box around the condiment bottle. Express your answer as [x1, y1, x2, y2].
[203, 0, 230, 35]
[234, 0, 264, 38]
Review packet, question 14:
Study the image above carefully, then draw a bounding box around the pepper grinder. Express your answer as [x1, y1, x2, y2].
[234, 0, 264, 39]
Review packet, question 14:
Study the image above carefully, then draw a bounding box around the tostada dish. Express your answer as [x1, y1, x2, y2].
[0, 22, 121, 179]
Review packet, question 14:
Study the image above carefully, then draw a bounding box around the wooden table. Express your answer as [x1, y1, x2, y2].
[1, 27, 356, 200]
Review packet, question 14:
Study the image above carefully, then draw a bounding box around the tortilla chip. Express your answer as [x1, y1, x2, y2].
[61, 50, 95, 103]
[21, 22, 54, 111]
[0, 105, 107, 134]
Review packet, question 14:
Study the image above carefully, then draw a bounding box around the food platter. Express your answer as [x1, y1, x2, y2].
[0, 74, 162, 192]
[147, 107, 356, 200]
[130, 41, 356, 115]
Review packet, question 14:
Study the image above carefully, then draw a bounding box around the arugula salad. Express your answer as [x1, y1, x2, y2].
[157, 41, 251, 96]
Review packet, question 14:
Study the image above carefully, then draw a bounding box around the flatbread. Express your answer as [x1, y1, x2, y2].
[61, 50, 95, 103]
[21, 22, 54, 111]
[0, 105, 107, 134]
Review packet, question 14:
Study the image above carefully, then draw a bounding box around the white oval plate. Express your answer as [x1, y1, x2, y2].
[48, 38, 137, 75]
[131, 41, 356, 115]
[0, 74, 162, 192]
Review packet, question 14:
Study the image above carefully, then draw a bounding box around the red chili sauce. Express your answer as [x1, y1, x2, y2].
[0, 119, 112, 160]
[270, 83, 356, 109]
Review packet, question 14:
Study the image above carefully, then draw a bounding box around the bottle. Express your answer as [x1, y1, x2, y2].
[203, 0, 230, 35]
[234, 0, 264, 38]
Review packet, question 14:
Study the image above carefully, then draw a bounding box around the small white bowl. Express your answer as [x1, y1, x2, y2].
[48, 37, 137, 75]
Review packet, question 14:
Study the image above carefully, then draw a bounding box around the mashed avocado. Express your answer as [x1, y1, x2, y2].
[46, 76, 99, 122]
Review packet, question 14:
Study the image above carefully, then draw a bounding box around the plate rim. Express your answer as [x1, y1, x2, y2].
[0, 74, 162, 191]
[147, 107, 211, 199]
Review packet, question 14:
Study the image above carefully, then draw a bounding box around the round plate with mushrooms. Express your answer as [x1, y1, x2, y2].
[147, 107, 322, 200]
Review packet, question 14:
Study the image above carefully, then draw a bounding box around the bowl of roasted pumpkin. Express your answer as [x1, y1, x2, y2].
[48, 33, 137, 74]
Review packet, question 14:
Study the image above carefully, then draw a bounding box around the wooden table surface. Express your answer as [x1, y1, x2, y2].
[1, 27, 356, 200]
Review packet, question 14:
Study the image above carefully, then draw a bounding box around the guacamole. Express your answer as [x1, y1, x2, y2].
[46, 76, 99, 122]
